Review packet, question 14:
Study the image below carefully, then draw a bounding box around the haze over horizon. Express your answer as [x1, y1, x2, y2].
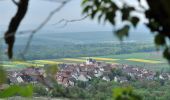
[0, 0, 153, 46]
[0, 0, 150, 33]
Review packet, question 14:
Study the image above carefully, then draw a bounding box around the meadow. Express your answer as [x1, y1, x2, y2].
[2, 52, 170, 72]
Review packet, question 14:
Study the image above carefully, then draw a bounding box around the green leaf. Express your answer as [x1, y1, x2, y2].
[115, 25, 130, 40]
[81, 0, 89, 5]
[154, 34, 166, 46]
[113, 87, 142, 100]
[130, 16, 140, 27]
[91, 10, 98, 19]
[0, 85, 19, 98]
[45, 65, 58, 76]
[82, 5, 91, 13]
[18, 85, 33, 97]
[94, 0, 100, 7]
[146, 20, 160, 32]
[0, 85, 33, 98]
[121, 6, 135, 21]
[82, 0, 118, 25]
[122, 10, 129, 21]
[163, 47, 170, 60]
[98, 13, 103, 23]
[106, 12, 115, 25]
[0, 66, 6, 84]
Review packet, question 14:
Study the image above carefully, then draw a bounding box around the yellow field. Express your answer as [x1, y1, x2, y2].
[82, 57, 119, 61]
[2, 55, 165, 69]
[3, 65, 15, 67]
[11, 61, 35, 66]
[92, 57, 119, 61]
[34, 60, 63, 64]
[10, 61, 44, 67]
[62, 58, 86, 62]
[105, 62, 119, 64]
[125, 58, 163, 64]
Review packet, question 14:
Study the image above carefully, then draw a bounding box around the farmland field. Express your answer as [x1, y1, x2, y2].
[60, 58, 86, 62]
[33, 60, 63, 64]
[81, 57, 119, 61]
[99, 52, 170, 72]
[2, 52, 170, 72]
[125, 59, 163, 64]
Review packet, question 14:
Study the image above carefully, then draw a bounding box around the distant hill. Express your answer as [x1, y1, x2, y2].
[12, 31, 154, 46]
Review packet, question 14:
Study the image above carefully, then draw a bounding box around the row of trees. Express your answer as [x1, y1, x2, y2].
[33, 76, 170, 100]
[8, 42, 155, 60]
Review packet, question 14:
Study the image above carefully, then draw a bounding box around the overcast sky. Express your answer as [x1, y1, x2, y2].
[0, 0, 149, 33]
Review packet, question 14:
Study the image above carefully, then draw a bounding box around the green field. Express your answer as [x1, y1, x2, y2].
[99, 52, 170, 72]
[2, 52, 170, 72]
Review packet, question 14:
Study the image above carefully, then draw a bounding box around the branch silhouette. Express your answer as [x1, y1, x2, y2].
[21, 0, 71, 59]
[54, 14, 90, 28]
[4, 0, 29, 59]
[11, 0, 19, 6]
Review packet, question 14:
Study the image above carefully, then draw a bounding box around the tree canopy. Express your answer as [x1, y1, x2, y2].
[81, 0, 170, 62]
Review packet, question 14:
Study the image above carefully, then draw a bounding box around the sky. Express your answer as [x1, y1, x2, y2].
[0, 0, 149, 33]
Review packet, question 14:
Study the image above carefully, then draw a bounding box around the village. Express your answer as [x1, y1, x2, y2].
[5, 58, 170, 87]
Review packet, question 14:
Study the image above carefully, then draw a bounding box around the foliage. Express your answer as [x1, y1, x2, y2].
[4, 0, 29, 59]
[0, 84, 33, 98]
[51, 83, 66, 97]
[44, 64, 58, 79]
[2, 0, 170, 98]
[8, 42, 155, 60]
[33, 84, 48, 96]
[33, 79, 114, 100]
[32, 75, 170, 100]
[0, 66, 6, 84]
[82, 0, 139, 40]
[82, 0, 170, 62]
[113, 87, 142, 100]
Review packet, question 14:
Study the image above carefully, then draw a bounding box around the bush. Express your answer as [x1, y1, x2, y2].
[33, 84, 48, 96]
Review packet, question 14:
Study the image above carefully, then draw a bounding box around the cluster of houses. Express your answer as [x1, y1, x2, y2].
[7, 67, 46, 84]
[116, 64, 170, 82]
[4, 58, 170, 87]
[122, 65, 156, 80]
[56, 58, 118, 87]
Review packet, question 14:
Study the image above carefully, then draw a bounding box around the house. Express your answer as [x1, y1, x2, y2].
[20, 74, 33, 82]
[94, 69, 103, 77]
[114, 76, 128, 83]
[102, 76, 110, 81]
[68, 77, 76, 86]
[16, 76, 24, 83]
[86, 58, 96, 65]
[119, 77, 128, 83]
[114, 76, 118, 82]
[78, 72, 89, 82]
[62, 78, 69, 87]
[55, 61, 115, 86]
[87, 71, 94, 79]
[103, 65, 112, 72]
[9, 77, 18, 84]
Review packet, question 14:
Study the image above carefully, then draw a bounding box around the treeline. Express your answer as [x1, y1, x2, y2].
[33, 78, 170, 100]
[33, 78, 116, 100]
[1, 42, 156, 60]
[32, 70, 170, 100]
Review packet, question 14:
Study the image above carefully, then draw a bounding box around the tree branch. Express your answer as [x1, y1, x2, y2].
[21, 0, 71, 59]
[4, 0, 29, 59]
[42, 0, 69, 3]
[54, 14, 90, 28]
[11, 0, 19, 6]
